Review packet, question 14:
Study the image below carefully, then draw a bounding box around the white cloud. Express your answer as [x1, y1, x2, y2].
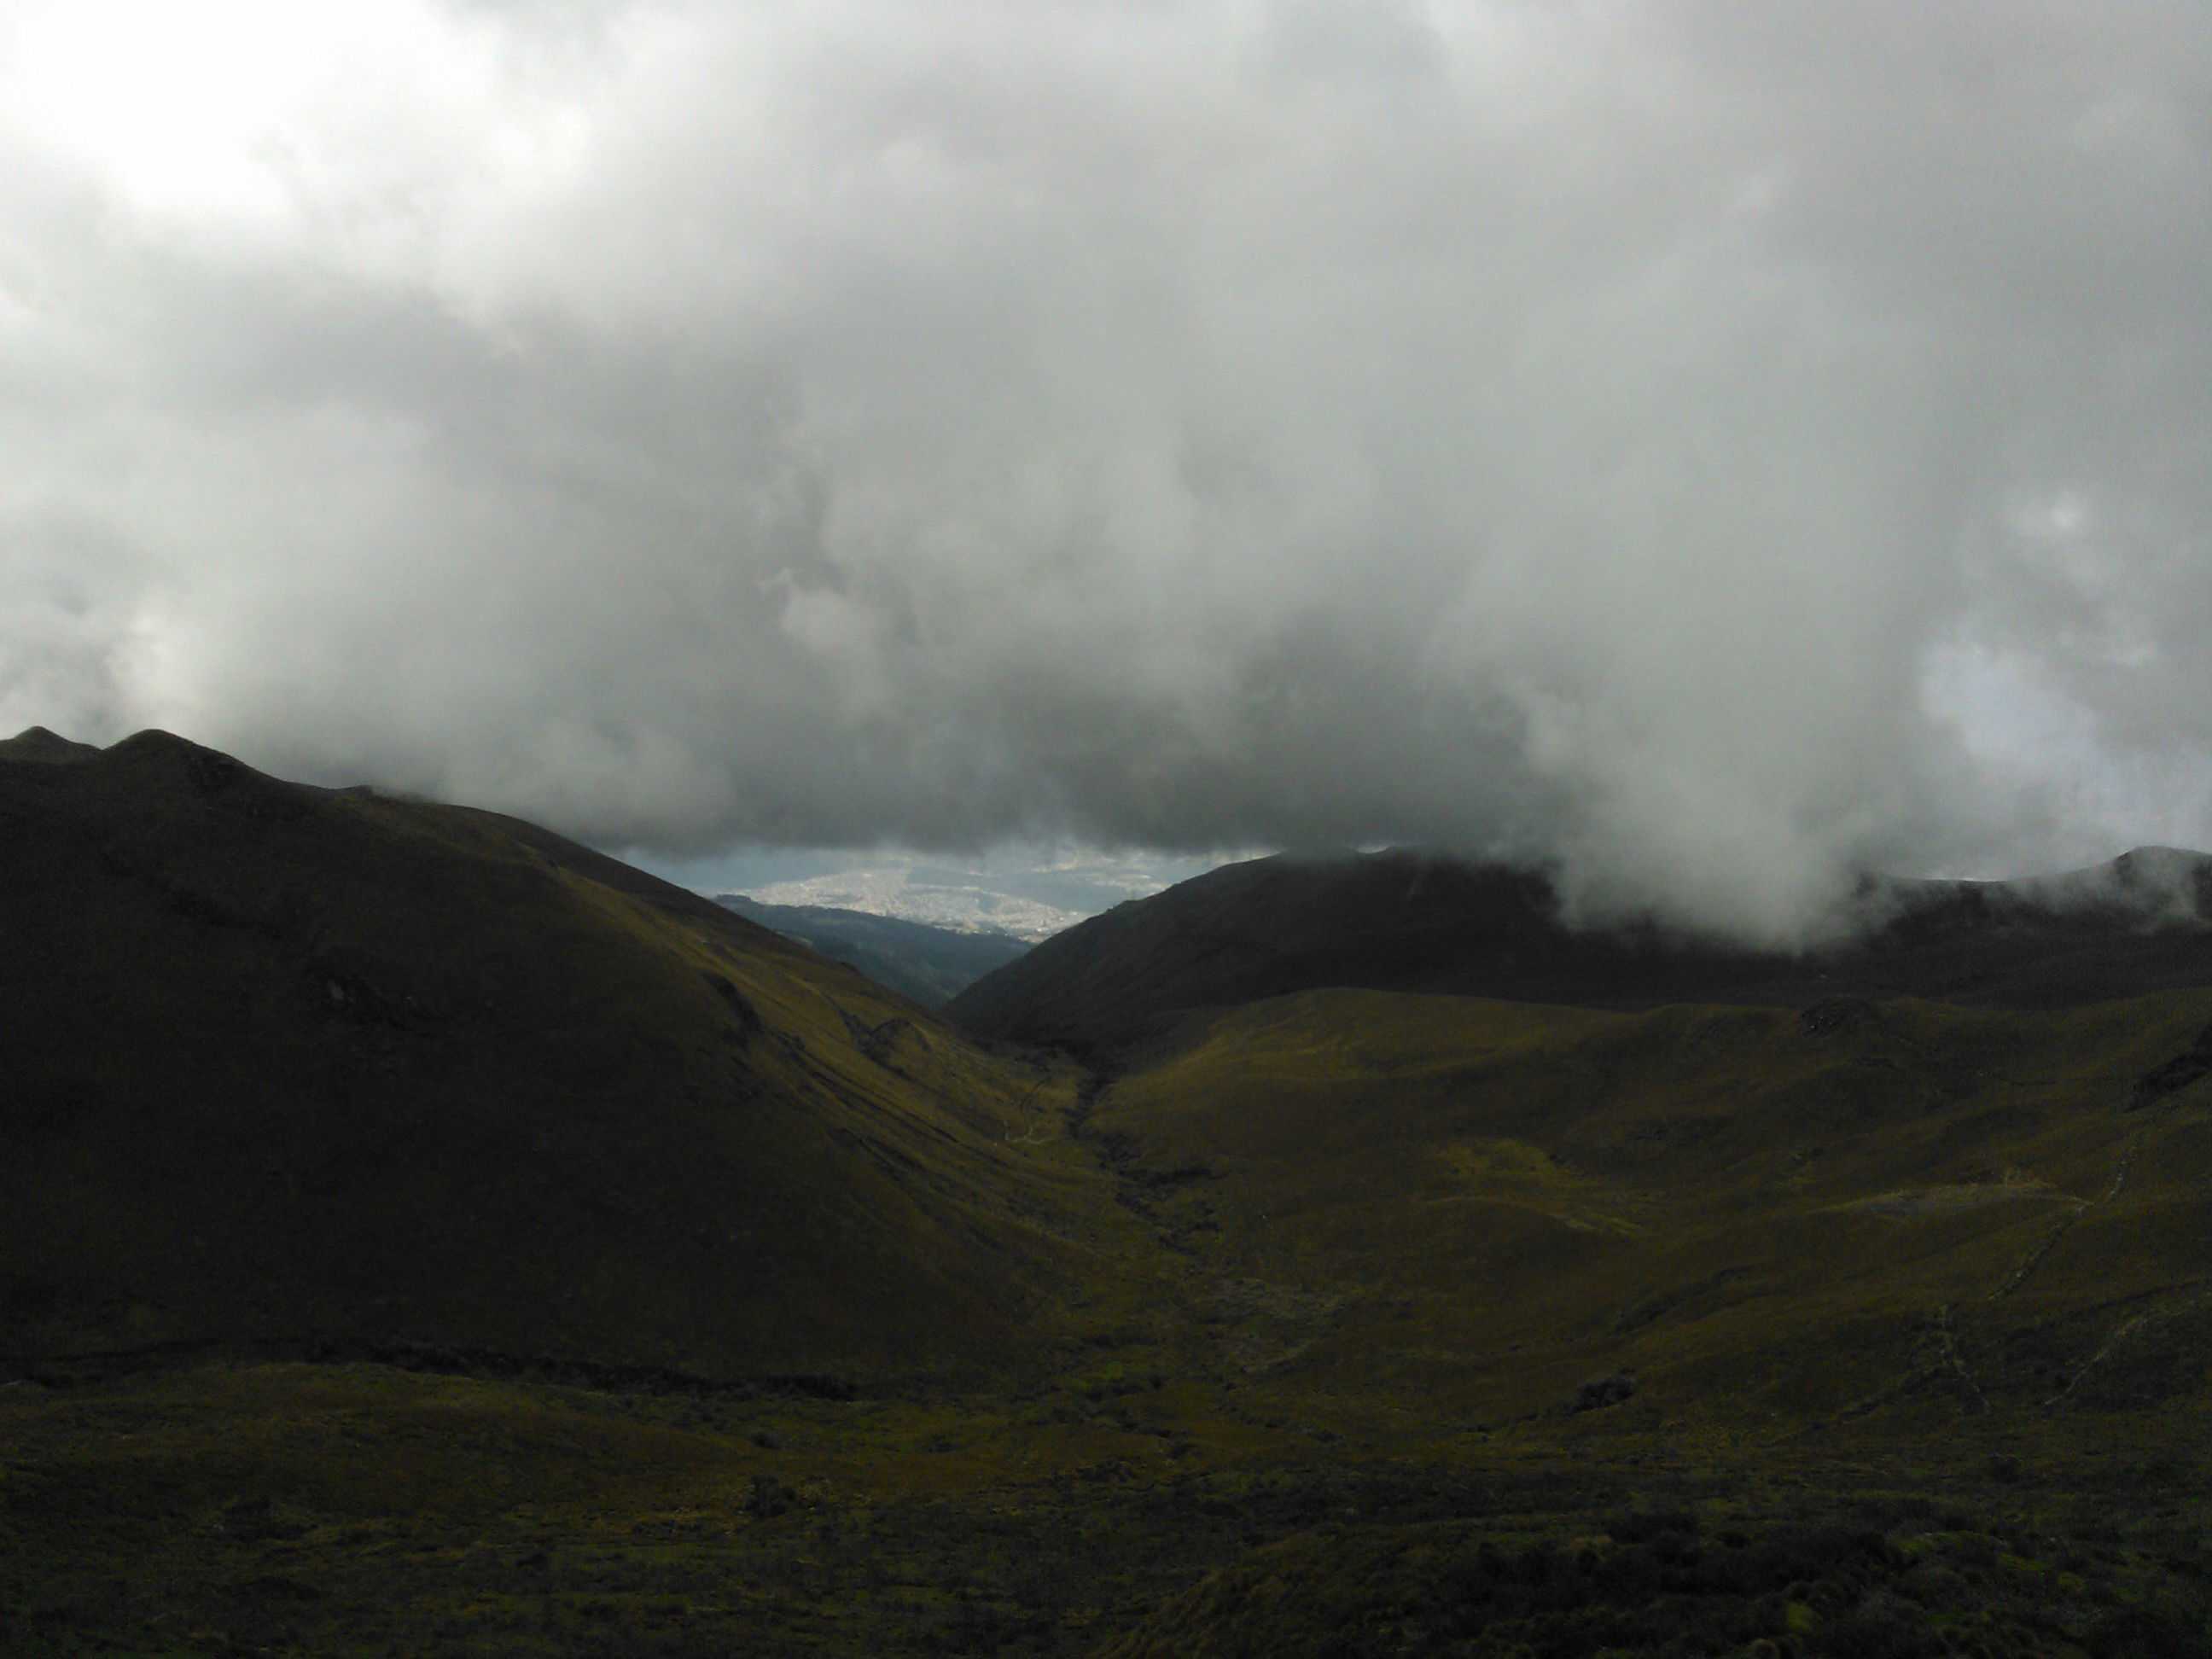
[0, 0, 2206, 940]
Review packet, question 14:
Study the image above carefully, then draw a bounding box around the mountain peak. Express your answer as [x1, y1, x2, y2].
[0, 725, 102, 765]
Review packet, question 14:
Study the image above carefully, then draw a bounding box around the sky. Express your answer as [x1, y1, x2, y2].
[655, 841, 1226, 940]
[1, 0, 2207, 943]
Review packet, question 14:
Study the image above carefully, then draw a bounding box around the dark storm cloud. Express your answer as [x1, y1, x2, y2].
[0, 0, 2206, 940]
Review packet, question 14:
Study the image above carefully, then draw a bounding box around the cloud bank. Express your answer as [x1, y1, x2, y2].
[1, 0, 2207, 940]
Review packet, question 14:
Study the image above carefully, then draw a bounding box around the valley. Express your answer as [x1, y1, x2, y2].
[3, 732, 2209, 1656]
[708, 894, 1030, 1010]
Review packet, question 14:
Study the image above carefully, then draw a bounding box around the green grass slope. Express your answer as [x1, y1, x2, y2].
[0, 730, 1163, 1388]
[1092, 986, 2212, 1438]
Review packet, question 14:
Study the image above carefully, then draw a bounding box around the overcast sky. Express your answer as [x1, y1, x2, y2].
[2, 0, 2207, 940]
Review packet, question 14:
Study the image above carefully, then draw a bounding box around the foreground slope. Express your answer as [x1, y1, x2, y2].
[0, 728, 1155, 1385]
[946, 845, 2212, 1052]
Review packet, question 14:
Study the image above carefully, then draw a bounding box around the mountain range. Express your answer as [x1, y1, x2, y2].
[946, 844, 2212, 1054]
[4, 728, 2209, 1656]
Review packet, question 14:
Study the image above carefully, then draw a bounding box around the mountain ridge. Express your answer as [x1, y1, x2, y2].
[6, 730, 2212, 1655]
[944, 844, 2212, 1055]
[0, 727, 1153, 1387]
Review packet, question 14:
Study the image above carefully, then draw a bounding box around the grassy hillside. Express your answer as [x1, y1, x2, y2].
[0, 729, 1164, 1388]
[1091, 986, 2212, 1435]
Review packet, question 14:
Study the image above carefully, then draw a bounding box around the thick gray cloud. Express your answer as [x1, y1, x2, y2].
[1, 0, 2206, 940]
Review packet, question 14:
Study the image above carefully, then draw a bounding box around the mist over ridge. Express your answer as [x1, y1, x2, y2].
[2, 1, 2208, 945]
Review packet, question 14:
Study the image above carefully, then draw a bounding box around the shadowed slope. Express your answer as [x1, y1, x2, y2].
[0, 731, 1155, 1386]
[945, 847, 2212, 1054]
[5, 734, 2212, 1656]
[1094, 984, 2212, 1431]
[0, 725, 102, 765]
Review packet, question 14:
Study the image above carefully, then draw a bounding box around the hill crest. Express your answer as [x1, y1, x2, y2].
[944, 844, 2212, 1054]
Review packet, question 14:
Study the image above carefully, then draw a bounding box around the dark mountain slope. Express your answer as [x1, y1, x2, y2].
[0, 731, 1151, 1385]
[1090, 983, 2212, 1427]
[0, 724, 102, 764]
[6, 735, 2212, 1656]
[713, 894, 1029, 1008]
[945, 846, 2212, 1053]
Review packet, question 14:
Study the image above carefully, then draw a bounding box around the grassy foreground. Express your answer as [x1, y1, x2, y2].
[2, 1359, 2207, 1656]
